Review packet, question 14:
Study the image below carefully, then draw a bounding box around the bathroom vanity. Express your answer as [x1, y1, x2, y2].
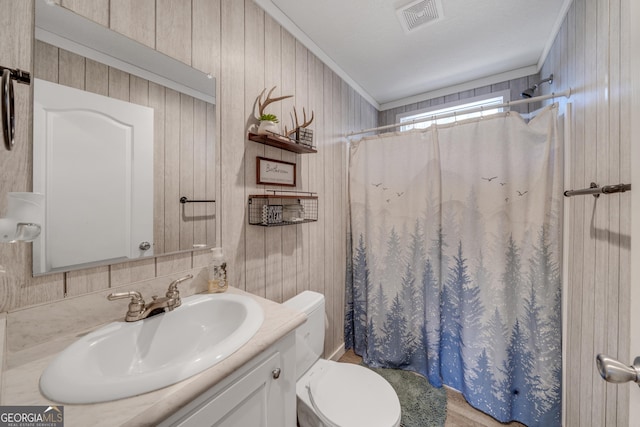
[0, 278, 305, 427]
[159, 333, 295, 426]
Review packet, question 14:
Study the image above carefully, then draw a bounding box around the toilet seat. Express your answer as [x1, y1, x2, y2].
[301, 361, 401, 427]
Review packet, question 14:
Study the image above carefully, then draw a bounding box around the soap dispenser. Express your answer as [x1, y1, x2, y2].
[208, 247, 228, 293]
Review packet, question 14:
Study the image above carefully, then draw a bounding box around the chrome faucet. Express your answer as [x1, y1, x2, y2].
[107, 274, 193, 321]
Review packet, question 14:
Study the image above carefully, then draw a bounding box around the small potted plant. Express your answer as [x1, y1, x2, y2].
[255, 87, 292, 135]
[258, 113, 280, 135]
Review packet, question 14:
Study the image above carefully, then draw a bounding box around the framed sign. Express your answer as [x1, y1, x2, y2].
[256, 157, 296, 186]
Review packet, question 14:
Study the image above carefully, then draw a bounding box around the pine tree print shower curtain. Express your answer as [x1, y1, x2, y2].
[345, 105, 563, 426]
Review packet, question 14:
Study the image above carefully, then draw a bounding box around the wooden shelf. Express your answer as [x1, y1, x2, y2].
[249, 218, 317, 227]
[249, 194, 317, 200]
[248, 133, 317, 154]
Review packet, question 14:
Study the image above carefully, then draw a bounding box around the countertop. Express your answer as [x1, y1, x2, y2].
[0, 282, 306, 427]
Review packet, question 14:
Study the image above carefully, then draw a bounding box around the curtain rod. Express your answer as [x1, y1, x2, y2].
[345, 88, 572, 137]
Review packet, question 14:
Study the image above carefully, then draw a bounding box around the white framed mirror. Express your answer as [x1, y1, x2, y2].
[33, 0, 217, 275]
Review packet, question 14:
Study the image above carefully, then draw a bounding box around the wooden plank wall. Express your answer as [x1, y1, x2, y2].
[540, 0, 631, 425]
[377, 76, 540, 128]
[0, 0, 377, 359]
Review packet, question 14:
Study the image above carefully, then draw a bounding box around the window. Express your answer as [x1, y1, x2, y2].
[397, 90, 510, 131]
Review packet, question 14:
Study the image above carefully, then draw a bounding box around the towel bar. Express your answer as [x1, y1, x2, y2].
[564, 182, 631, 198]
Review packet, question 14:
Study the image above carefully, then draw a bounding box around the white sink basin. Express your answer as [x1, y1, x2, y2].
[40, 293, 264, 404]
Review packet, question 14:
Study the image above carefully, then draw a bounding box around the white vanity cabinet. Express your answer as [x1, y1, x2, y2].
[160, 332, 296, 427]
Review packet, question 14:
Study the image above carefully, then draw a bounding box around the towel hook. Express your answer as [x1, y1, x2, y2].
[1, 66, 31, 151]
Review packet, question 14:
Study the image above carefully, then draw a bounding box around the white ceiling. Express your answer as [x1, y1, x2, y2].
[254, 0, 572, 110]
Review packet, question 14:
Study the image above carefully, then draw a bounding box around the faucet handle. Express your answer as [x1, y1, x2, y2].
[166, 274, 194, 300]
[107, 290, 144, 303]
[107, 291, 145, 318]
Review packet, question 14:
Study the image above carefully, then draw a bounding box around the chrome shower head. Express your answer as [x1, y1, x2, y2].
[521, 88, 535, 98]
[520, 74, 554, 99]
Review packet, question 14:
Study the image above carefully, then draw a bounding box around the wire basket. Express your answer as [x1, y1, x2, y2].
[248, 194, 318, 226]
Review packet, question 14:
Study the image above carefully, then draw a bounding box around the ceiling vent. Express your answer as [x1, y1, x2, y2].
[395, 0, 444, 34]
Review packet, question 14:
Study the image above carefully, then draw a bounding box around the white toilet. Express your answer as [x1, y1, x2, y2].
[284, 291, 401, 427]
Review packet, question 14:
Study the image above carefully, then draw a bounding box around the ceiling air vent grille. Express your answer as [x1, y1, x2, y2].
[396, 0, 444, 33]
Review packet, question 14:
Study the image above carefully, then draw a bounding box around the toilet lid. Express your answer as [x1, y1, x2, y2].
[307, 363, 401, 427]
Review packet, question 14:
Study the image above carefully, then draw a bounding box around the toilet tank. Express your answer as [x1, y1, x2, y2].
[283, 291, 325, 380]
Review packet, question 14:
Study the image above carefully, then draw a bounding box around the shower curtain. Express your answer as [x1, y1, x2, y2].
[345, 105, 563, 426]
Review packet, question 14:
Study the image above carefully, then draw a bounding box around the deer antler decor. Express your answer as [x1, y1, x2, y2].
[256, 86, 293, 120]
[284, 107, 315, 137]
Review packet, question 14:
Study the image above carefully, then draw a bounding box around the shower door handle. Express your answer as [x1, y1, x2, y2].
[596, 354, 640, 386]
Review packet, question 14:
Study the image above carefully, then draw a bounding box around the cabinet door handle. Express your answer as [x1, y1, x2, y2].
[272, 368, 281, 379]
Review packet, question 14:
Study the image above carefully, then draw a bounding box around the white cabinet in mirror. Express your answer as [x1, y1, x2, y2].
[33, 0, 217, 275]
[33, 79, 154, 274]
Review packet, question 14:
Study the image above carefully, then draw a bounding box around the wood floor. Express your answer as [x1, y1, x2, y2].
[338, 350, 525, 427]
